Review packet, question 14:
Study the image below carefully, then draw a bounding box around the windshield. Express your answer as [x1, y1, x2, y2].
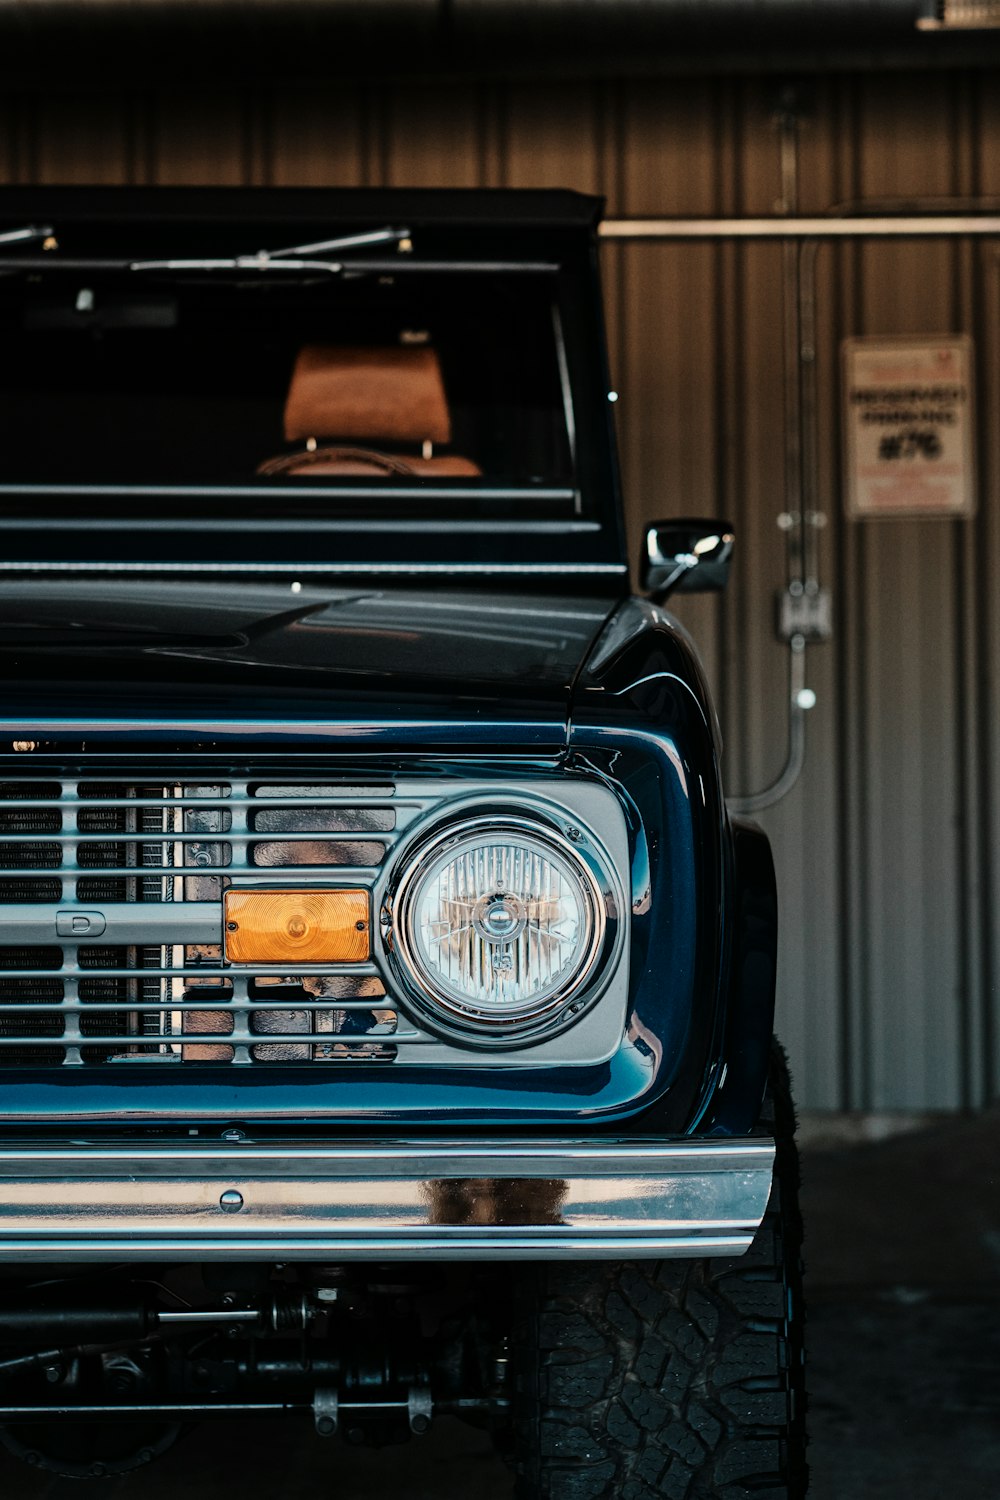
[0, 268, 575, 505]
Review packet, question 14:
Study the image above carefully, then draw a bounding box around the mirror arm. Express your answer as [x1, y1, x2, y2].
[647, 552, 699, 603]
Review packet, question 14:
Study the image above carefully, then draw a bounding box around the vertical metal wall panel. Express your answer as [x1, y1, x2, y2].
[983, 253, 1000, 1104]
[853, 75, 965, 1107]
[501, 82, 604, 195]
[269, 89, 366, 186]
[770, 84, 851, 1108]
[148, 94, 249, 185]
[383, 84, 484, 186]
[0, 104, 16, 183]
[949, 83, 986, 1113]
[790, 263, 847, 1111]
[1, 70, 998, 1108]
[618, 82, 726, 689]
[972, 78, 1000, 1105]
[31, 93, 137, 184]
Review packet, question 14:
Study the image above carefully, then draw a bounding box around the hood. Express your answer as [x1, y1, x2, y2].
[0, 578, 618, 737]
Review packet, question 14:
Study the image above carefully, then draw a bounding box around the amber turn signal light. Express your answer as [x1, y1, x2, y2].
[224, 888, 370, 965]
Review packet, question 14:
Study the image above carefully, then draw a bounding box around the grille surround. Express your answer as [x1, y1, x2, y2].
[0, 773, 630, 1073]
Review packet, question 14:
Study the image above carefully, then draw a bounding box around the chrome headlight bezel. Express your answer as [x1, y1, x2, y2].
[384, 806, 625, 1049]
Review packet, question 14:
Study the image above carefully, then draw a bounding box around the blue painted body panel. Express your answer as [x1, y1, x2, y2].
[0, 580, 774, 1137]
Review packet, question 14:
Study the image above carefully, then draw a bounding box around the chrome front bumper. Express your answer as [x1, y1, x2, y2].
[0, 1138, 775, 1262]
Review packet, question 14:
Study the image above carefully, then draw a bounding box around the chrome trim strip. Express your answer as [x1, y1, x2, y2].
[0, 484, 577, 501]
[0, 717, 564, 741]
[0, 519, 598, 535]
[0, 1139, 774, 1263]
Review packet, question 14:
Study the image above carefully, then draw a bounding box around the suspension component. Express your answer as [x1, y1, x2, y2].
[313, 1387, 339, 1437]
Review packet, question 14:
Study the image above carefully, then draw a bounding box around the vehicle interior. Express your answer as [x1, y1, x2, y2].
[0, 272, 574, 490]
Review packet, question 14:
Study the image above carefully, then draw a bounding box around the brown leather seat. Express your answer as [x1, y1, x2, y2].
[257, 344, 481, 478]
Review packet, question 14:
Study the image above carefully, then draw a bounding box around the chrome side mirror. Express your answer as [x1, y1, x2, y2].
[641, 519, 735, 601]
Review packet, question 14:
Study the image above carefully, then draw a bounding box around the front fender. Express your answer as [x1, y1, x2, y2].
[700, 816, 777, 1135]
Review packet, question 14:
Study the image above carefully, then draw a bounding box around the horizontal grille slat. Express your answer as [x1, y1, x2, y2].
[0, 965, 381, 979]
[0, 796, 401, 810]
[1, 830, 395, 842]
[7, 866, 385, 879]
[0, 777, 418, 1069]
[20, 999, 392, 1013]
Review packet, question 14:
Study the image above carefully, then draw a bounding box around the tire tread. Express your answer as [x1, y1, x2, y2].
[511, 1038, 807, 1500]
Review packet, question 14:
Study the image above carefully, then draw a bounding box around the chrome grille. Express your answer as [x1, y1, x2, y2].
[0, 778, 434, 1067]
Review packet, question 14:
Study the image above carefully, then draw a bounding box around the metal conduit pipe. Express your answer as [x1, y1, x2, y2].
[732, 638, 810, 815]
[731, 107, 814, 814]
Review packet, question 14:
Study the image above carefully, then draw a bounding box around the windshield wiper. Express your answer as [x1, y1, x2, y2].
[266, 227, 412, 258]
[0, 225, 55, 248]
[129, 224, 411, 275]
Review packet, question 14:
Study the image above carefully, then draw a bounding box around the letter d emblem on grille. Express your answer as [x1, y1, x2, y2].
[56, 910, 107, 938]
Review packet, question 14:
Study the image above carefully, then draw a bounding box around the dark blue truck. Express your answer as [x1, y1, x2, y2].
[0, 188, 805, 1497]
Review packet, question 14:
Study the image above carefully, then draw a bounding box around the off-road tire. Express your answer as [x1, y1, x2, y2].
[509, 1039, 806, 1499]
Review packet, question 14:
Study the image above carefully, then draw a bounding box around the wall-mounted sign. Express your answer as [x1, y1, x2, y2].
[842, 335, 976, 519]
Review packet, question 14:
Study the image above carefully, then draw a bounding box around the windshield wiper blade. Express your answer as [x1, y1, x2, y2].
[130, 224, 411, 276]
[0, 225, 55, 248]
[267, 227, 411, 258]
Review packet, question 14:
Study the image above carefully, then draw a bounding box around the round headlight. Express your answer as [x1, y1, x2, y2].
[390, 816, 609, 1040]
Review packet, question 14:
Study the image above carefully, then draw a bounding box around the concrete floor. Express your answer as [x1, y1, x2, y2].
[803, 1107, 1000, 1497]
[1, 1110, 999, 1497]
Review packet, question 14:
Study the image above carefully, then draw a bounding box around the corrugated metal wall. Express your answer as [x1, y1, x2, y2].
[1, 71, 997, 1109]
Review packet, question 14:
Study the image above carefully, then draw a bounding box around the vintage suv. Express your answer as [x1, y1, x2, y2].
[0, 188, 804, 1498]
